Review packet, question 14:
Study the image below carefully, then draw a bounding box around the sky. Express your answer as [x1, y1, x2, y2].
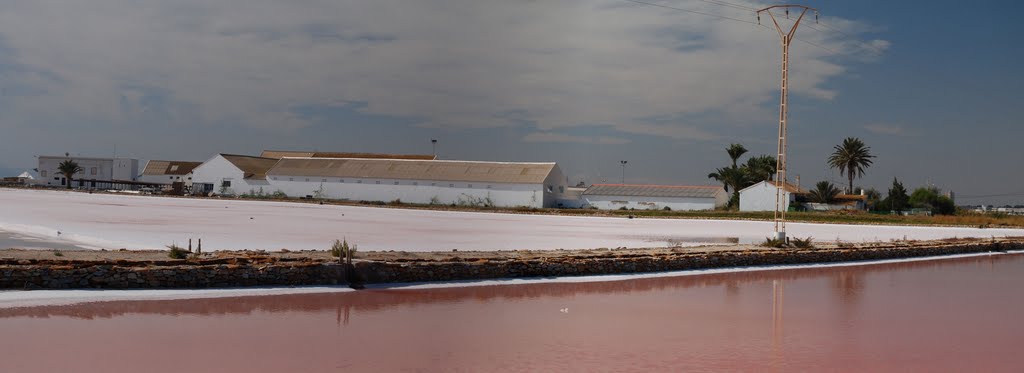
[0, 0, 1021, 205]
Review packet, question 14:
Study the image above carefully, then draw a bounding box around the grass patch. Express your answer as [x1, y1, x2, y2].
[761, 237, 787, 248]
[330, 238, 358, 259]
[53, 250, 64, 257]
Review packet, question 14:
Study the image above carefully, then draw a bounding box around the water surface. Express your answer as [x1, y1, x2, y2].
[1, 254, 1023, 372]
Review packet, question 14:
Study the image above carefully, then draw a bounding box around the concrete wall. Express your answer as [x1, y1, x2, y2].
[267, 176, 545, 208]
[585, 195, 719, 211]
[740, 182, 795, 212]
[191, 155, 270, 196]
[36, 156, 138, 187]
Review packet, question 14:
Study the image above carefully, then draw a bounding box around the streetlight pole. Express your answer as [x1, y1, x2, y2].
[620, 160, 628, 184]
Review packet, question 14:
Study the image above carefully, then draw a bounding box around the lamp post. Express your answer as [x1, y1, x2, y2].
[620, 160, 628, 184]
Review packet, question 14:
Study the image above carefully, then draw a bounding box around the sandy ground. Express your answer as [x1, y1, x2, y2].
[2, 188, 1023, 252]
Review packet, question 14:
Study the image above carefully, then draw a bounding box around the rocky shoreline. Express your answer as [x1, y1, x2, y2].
[1, 237, 1021, 289]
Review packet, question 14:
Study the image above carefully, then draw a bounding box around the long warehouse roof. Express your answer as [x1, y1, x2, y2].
[268, 158, 557, 184]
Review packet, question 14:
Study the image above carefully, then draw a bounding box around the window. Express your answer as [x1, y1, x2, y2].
[90, 167, 97, 175]
[289, 178, 294, 181]
[449, 184, 454, 188]
[375, 181, 381, 185]
[41, 171, 47, 177]
[487, 185, 492, 189]
[305, 178, 310, 182]
[170, 176, 174, 180]
[413, 182, 418, 186]
[169, 165, 179, 172]
[322, 179, 327, 183]
[357, 180, 362, 184]
[559, 186, 565, 193]
[339, 179, 344, 183]
[221, 180, 232, 187]
[272, 177, 277, 180]
[187, 177, 192, 180]
[431, 183, 436, 186]
[546, 185, 553, 192]
[394, 181, 400, 185]
[467, 184, 473, 188]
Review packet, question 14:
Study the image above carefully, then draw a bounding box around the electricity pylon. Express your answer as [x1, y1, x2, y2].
[757, 4, 817, 241]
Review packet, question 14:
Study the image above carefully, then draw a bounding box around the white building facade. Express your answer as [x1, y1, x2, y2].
[35, 155, 139, 188]
[582, 184, 727, 211]
[191, 154, 276, 196]
[739, 181, 806, 212]
[265, 158, 570, 208]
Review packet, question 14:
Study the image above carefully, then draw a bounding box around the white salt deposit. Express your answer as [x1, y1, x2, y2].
[1, 188, 1022, 252]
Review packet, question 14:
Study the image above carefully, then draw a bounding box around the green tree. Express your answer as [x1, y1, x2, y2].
[744, 155, 777, 182]
[827, 137, 875, 194]
[882, 178, 910, 212]
[709, 165, 749, 208]
[57, 160, 83, 189]
[808, 181, 841, 204]
[909, 187, 955, 215]
[726, 143, 748, 168]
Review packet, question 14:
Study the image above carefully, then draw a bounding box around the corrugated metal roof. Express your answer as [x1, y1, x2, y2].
[142, 160, 202, 176]
[220, 154, 280, 180]
[267, 158, 557, 184]
[261, 150, 436, 160]
[583, 184, 724, 198]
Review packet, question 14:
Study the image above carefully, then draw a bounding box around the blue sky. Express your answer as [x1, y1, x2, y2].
[0, 0, 1021, 205]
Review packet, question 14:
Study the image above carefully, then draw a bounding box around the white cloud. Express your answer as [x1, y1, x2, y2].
[0, 0, 885, 139]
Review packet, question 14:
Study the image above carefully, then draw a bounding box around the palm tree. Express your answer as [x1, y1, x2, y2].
[827, 137, 875, 194]
[708, 165, 749, 207]
[809, 181, 841, 204]
[744, 155, 777, 182]
[726, 143, 748, 168]
[57, 160, 83, 189]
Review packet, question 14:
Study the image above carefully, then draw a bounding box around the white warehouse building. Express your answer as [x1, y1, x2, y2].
[265, 157, 570, 208]
[191, 154, 278, 196]
[582, 184, 728, 211]
[35, 155, 139, 188]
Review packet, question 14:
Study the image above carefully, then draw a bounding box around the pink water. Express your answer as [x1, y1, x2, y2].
[2, 254, 1024, 372]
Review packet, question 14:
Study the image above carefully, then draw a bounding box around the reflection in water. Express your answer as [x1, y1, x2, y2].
[1, 254, 1022, 372]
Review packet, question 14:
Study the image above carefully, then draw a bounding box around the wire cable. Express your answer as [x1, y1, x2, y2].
[621, 0, 760, 25]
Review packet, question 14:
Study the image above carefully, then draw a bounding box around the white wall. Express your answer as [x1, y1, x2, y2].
[739, 181, 795, 212]
[191, 155, 269, 196]
[266, 176, 545, 208]
[113, 158, 139, 181]
[541, 165, 571, 208]
[37, 157, 112, 187]
[138, 173, 192, 185]
[585, 195, 719, 211]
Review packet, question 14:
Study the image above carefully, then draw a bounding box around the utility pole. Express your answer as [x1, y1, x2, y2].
[620, 160, 628, 184]
[757, 4, 818, 242]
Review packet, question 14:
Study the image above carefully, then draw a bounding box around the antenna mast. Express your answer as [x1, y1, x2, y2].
[757, 4, 818, 242]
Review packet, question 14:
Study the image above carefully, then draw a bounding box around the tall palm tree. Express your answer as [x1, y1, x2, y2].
[708, 165, 749, 207]
[57, 160, 83, 189]
[809, 181, 841, 204]
[744, 155, 777, 182]
[726, 143, 748, 168]
[827, 137, 875, 194]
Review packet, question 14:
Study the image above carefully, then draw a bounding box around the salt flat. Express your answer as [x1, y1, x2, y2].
[1, 188, 1021, 251]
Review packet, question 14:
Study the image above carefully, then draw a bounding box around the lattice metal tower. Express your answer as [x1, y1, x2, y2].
[757, 4, 818, 241]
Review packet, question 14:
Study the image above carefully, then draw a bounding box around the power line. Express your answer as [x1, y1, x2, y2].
[690, 0, 755, 12]
[621, 0, 760, 25]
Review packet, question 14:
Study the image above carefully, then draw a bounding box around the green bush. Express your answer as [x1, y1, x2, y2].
[761, 237, 786, 248]
[330, 239, 358, 258]
[791, 236, 814, 248]
[167, 244, 188, 259]
[53, 250, 64, 257]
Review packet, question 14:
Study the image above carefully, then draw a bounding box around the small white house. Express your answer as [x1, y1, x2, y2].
[191, 154, 278, 196]
[264, 157, 570, 208]
[582, 184, 727, 211]
[35, 155, 139, 188]
[138, 160, 202, 186]
[739, 181, 807, 212]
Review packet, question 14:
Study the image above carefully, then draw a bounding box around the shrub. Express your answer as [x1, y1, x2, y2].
[791, 236, 814, 248]
[53, 250, 64, 257]
[167, 244, 188, 259]
[761, 237, 786, 248]
[662, 206, 672, 211]
[330, 238, 358, 259]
